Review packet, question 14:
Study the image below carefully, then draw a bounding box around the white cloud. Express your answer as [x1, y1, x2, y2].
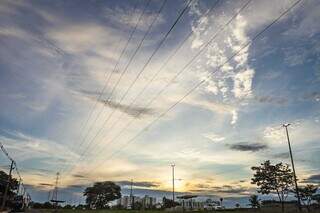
[263, 126, 285, 143]
[188, 1, 256, 128]
[263, 119, 320, 146]
[283, 0, 320, 38]
[203, 133, 225, 142]
[231, 110, 238, 125]
[233, 68, 255, 99]
[0, 130, 78, 163]
[104, 5, 164, 31]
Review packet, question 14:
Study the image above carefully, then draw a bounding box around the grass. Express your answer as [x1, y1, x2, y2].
[27, 208, 319, 213]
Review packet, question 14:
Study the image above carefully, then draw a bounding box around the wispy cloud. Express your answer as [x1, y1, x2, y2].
[104, 3, 164, 31]
[116, 180, 160, 188]
[301, 174, 320, 184]
[102, 100, 155, 118]
[254, 95, 288, 105]
[203, 133, 225, 142]
[190, 184, 254, 196]
[0, 130, 78, 164]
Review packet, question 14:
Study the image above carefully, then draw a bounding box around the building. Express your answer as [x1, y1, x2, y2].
[142, 195, 157, 209]
[117, 196, 140, 209]
[177, 195, 205, 211]
[117, 195, 156, 209]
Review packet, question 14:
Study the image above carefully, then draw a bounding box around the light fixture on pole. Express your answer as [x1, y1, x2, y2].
[171, 164, 175, 203]
[282, 123, 301, 211]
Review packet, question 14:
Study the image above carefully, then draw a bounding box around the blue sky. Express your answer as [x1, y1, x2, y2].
[0, 0, 320, 204]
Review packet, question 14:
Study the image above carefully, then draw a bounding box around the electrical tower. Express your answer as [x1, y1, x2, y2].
[50, 172, 65, 210]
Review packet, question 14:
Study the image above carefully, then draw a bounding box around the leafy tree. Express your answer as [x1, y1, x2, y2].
[0, 170, 19, 207]
[133, 201, 142, 210]
[251, 160, 294, 213]
[297, 184, 318, 212]
[83, 181, 121, 209]
[162, 197, 179, 208]
[248, 194, 261, 209]
[312, 194, 320, 206]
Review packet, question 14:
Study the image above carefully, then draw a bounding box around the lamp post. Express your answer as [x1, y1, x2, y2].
[282, 123, 301, 211]
[171, 164, 175, 203]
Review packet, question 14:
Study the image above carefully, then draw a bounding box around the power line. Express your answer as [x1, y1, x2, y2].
[75, 0, 167, 164]
[84, 0, 302, 175]
[58, 0, 147, 174]
[79, 0, 251, 166]
[73, 0, 147, 155]
[77, 0, 191, 162]
[64, 0, 192, 176]
[83, 0, 221, 161]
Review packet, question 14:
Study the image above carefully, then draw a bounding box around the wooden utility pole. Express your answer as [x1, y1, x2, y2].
[1, 160, 14, 210]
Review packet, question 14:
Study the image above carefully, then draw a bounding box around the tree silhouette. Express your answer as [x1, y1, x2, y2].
[0, 170, 19, 207]
[220, 197, 223, 206]
[297, 184, 318, 212]
[248, 194, 260, 209]
[84, 181, 121, 209]
[251, 160, 294, 213]
[162, 197, 179, 208]
[312, 194, 320, 207]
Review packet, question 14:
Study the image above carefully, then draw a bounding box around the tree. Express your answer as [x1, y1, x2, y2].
[0, 170, 19, 207]
[251, 160, 294, 213]
[248, 195, 261, 209]
[220, 197, 223, 206]
[312, 194, 320, 206]
[297, 185, 318, 212]
[133, 201, 142, 210]
[162, 197, 179, 208]
[83, 181, 121, 209]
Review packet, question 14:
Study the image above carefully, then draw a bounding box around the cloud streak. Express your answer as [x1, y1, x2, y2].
[102, 100, 155, 118]
[229, 142, 268, 152]
[116, 180, 160, 188]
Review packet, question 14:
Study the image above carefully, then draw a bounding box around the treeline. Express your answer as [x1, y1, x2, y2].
[251, 160, 320, 213]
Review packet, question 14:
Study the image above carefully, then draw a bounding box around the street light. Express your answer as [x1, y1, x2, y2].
[171, 164, 175, 203]
[282, 123, 301, 211]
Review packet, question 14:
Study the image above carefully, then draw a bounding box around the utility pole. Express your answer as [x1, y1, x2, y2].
[1, 160, 14, 210]
[130, 179, 134, 209]
[171, 164, 175, 203]
[283, 123, 301, 211]
[48, 190, 52, 202]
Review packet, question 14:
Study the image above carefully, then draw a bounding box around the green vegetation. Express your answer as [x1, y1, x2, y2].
[27, 209, 319, 213]
[84, 181, 121, 209]
[251, 161, 294, 213]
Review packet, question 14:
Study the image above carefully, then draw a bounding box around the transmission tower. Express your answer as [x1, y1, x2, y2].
[50, 172, 65, 209]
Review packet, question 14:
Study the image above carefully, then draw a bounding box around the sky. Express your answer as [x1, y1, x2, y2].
[0, 0, 320, 205]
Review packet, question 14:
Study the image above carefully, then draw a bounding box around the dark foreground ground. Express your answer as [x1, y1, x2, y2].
[25, 208, 320, 213]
